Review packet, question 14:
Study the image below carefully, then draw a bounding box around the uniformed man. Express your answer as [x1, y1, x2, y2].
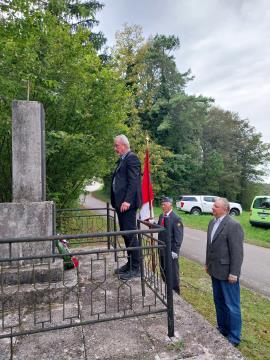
[158, 197, 184, 294]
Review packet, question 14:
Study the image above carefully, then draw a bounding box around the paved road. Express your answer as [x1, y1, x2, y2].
[82, 194, 270, 299]
[181, 227, 270, 299]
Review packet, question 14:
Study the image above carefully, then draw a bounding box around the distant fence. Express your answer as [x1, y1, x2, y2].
[56, 204, 117, 236]
[0, 208, 174, 359]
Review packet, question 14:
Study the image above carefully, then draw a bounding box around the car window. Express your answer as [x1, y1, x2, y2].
[203, 196, 216, 202]
[182, 197, 198, 202]
[253, 197, 270, 209]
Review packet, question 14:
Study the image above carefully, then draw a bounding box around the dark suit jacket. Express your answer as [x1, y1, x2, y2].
[158, 211, 184, 254]
[111, 151, 142, 211]
[206, 214, 244, 280]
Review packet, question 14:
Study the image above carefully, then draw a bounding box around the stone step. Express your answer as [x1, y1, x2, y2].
[1, 262, 77, 309]
[1, 259, 63, 286]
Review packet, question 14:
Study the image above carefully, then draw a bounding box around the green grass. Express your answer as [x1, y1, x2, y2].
[181, 257, 270, 360]
[56, 208, 109, 247]
[174, 209, 270, 248]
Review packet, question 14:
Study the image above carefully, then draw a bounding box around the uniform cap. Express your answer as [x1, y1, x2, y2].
[161, 196, 173, 204]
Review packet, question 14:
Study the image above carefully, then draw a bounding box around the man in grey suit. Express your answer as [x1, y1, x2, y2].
[205, 197, 244, 347]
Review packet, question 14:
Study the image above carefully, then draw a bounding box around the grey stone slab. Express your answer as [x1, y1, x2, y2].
[0, 303, 84, 360]
[0, 260, 63, 286]
[0, 201, 63, 286]
[2, 327, 85, 360]
[0, 201, 54, 260]
[0, 338, 10, 360]
[84, 318, 157, 360]
[12, 100, 46, 202]
[1, 263, 78, 309]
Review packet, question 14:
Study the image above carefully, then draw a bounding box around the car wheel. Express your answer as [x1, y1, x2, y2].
[190, 207, 202, 215]
[230, 208, 240, 216]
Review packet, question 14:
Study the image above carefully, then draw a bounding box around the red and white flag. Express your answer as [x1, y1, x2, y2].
[140, 148, 154, 220]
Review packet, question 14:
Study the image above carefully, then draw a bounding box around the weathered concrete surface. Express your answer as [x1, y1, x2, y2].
[12, 100, 46, 202]
[0, 202, 62, 284]
[0, 201, 54, 260]
[0, 247, 244, 360]
[0, 261, 64, 288]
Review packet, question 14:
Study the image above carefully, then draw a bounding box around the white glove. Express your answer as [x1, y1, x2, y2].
[171, 251, 178, 259]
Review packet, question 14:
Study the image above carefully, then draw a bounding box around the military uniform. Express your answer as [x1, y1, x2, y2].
[158, 209, 184, 294]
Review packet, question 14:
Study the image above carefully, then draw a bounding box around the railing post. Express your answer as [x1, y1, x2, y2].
[52, 202, 56, 259]
[10, 329, 13, 360]
[164, 216, 174, 337]
[113, 208, 117, 262]
[137, 220, 145, 297]
[106, 202, 110, 249]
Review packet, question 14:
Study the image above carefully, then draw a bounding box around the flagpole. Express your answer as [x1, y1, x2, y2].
[145, 135, 156, 274]
[146, 134, 153, 219]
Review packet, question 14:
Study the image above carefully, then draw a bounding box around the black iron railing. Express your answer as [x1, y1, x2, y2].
[56, 204, 117, 250]
[0, 208, 174, 359]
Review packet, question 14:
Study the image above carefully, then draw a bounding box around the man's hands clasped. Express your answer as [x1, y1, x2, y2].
[120, 202, 131, 212]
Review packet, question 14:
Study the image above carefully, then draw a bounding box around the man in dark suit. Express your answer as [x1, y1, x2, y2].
[111, 135, 142, 280]
[158, 197, 184, 294]
[205, 197, 244, 347]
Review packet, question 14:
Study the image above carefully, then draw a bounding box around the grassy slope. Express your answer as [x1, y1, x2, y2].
[181, 257, 270, 360]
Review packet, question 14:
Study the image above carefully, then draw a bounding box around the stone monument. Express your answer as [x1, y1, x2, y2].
[0, 100, 61, 283]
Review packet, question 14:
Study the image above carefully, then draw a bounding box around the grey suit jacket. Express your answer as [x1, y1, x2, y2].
[206, 214, 244, 280]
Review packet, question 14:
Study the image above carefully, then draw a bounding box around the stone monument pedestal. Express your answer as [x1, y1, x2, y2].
[0, 202, 54, 259]
[0, 201, 62, 284]
[0, 101, 62, 285]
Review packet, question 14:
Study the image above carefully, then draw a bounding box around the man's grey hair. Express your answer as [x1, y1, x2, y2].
[114, 134, 130, 149]
[216, 197, 230, 212]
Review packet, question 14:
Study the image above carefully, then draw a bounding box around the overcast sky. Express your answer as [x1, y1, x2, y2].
[96, 0, 270, 144]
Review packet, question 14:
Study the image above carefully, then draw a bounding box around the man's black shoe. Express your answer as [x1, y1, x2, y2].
[119, 268, 140, 280]
[114, 263, 130, 275]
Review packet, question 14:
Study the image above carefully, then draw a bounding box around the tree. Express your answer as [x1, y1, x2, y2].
[235, 117, 270, 204]
[0, 2, 129, 206]
[110, 25, 213, 199]
[202, 107, 270, 204]
[0, 0, 106, 49]
[143, 34, 187, 101]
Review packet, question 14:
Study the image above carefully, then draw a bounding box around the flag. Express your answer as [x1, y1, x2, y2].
[140, 147, 154, 220]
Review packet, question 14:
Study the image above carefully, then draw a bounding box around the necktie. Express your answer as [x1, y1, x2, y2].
[112, 158, 122, 192]
[161, 216, 165, 226]
[211, 218, 220, 242]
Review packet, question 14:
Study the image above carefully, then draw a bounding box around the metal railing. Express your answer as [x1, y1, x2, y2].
[55, 204, 118, 250]
[0, 207, 174, 359]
